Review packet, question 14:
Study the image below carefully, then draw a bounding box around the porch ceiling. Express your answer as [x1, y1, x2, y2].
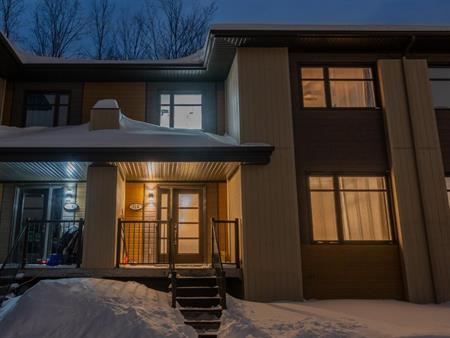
[0, 161, 239, 182]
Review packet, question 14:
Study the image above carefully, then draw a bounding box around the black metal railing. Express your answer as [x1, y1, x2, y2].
[211, 218, 227, 309]
[21, 219, 84, 267]
[116, 219, 172, 266]
[211, 218, 240, 268]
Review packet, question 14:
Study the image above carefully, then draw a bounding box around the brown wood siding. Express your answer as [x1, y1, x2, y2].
[289, 56, 403, 302]
[83, 82, 145, 122]
[436, 109, 450, 171]
[9, 82, 83, 127]
[0, 184, 14, 261]
[302, 244, 404, 299]
[1, 81, 14, 125]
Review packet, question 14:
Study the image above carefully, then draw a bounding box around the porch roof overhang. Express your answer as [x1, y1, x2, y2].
[0, 145, 273, 163]
[0, 161, 243, 182]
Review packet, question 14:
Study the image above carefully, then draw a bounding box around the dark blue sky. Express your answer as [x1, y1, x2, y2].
[21, 0, 450, 31]
[211, 0, 450, 25]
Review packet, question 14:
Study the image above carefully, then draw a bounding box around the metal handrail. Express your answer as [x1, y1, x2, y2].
[211, 218, 227, 309]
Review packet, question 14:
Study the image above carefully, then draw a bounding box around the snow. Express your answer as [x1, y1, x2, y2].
[0, 114, 253, 148]
[0, 278, 196, 338]
[93, 99, 120, 109]
[219, 296, 450, 338]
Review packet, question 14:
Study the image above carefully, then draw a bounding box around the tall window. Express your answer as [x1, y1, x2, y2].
[308, 175, 393, 242]
[300, 66, 377, 108]
[429, 67, 450, 108]
[25, 92, 70, 127]
[160, 93, 202, 129]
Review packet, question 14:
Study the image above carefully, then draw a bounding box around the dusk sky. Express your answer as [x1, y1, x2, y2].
[15, 0, 450, 56]
[20, 0, 450, 26]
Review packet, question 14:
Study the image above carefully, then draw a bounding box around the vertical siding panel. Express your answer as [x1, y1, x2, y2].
[378, 60, 435, 303]
[236, 48, 303, 301]
[403, 60, 450, 302]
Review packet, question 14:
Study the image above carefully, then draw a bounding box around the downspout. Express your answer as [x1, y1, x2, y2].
[400, 35, 438, 303]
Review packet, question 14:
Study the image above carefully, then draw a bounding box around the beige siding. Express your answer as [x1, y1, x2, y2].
[83, 165, 125, 268]
[82, 82, 146, 122]
[216, 84, 226, 135]
[227, 48, 303, 301]
[225, 57, 240, 142]
[403, 60, 450, 302]
[377, 59, 450, 303]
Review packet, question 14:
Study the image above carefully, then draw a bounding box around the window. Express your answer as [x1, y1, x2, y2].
[160, 93, 202, 129]
[308, 175, 393, 242]
[25, 92, 70, 127]
[300, 66, 377, 108]
[429, 67, 450, 108]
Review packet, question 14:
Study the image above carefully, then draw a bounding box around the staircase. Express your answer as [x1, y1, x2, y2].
[170, 271, 225, 337]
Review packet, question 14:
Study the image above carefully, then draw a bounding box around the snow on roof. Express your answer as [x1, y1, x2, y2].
[15, 44, 205, 65]
[0, 114, 246, 148]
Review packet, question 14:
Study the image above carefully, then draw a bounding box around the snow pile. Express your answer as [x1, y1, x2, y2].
[0, 278, 196, 338]
[219, 296, 450, 337]
[0, 114, 244, 148]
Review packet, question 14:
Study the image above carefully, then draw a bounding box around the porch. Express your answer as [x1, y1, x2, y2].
[0, 162, 244, 273]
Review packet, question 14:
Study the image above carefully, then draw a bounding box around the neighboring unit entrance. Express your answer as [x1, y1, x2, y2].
[158, 187, 204, 264]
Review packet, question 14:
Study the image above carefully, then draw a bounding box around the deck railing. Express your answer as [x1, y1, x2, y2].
[211, 218, 240, 268]
[116, 219, 172, 266]
[10, 219, 84, 268]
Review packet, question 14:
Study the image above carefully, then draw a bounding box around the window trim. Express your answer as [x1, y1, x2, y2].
[158, 90, 203, 129]
[298, 64, 382, 110]
[428, 65, 450, 109]
[306, 172, 397, 245]
[23, 91, 71, 127]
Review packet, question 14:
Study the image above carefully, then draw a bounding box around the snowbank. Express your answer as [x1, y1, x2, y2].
[0, 278, 196, 338]
[219, 296, 450, 337]
[0, 114, 245, 148]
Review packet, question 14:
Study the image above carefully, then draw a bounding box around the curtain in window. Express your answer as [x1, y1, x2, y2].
[330, 81, 376, 108]
[339, 177, 391, 240]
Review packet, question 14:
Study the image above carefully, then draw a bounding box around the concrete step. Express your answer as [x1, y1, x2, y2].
[176, 286, 219, 298]
[176, 296, 221, 308]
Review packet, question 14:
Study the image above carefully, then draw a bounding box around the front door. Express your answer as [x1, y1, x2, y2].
[158, 187, 204, 264]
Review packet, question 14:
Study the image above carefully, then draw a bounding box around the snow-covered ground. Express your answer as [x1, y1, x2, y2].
[0, 278, 196, 338]
[219, 296, 450, 338]
[1, 279, 450, 338]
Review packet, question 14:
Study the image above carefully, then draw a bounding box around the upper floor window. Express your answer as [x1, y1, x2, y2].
[300, 66, 377, 108]
[25, 92, 70, 127]
[429, 67, 450, 108]
[160, 93, 202, 129]
[308, 175, 393, 242]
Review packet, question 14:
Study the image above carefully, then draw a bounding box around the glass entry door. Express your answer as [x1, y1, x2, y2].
[158, 187, 204, 264]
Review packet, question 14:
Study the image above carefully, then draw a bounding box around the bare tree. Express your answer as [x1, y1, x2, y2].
[0, 0, 23, 39]
[110, 10, 151, 60]
[144, 0, 217, 60]
[89, 0, 114, 60]
[30, 0, 85, 57]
